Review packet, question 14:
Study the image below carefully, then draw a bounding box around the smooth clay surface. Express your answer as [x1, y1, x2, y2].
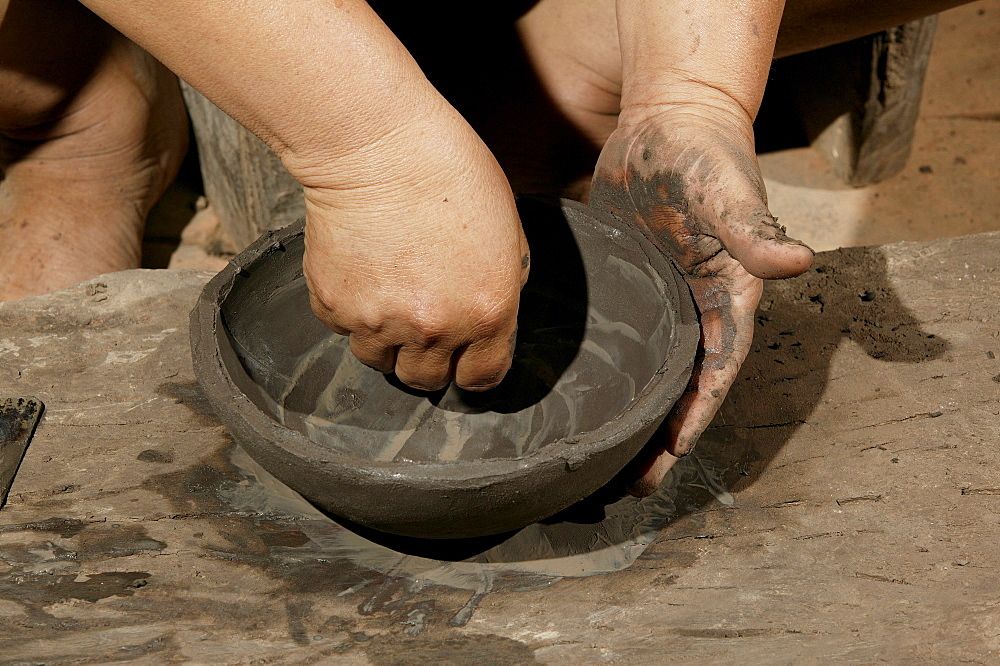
[191, 197, 699, 538]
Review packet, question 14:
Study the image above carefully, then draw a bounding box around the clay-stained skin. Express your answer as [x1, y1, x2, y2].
[589, 120, 791, 458]
[591, 126, 747, 368]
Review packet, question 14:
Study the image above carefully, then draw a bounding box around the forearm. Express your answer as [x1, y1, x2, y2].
[615, 0, 785, 124]
[77, 0, 448, 182]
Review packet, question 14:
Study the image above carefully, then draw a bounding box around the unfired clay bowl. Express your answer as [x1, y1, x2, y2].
[190, 197, 698, 539]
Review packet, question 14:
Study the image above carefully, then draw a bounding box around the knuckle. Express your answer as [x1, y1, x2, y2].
[310, 292, 387, 339]
[395, 366, 450, 392]
[469, 299, 516, 335]
[404, 320, 446, 349]
[456, 357, 511, 392]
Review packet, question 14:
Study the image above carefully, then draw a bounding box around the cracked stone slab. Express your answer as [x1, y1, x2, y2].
[0, 230, 998, 664]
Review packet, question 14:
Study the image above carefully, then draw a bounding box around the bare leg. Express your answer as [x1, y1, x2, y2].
[0, 0, 187, 301]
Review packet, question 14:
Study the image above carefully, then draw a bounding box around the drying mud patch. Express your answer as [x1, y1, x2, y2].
[0, 519, 162, 631]
[710, 244, 949, 489]
[363, 632, 536, 665]
[0, 516, 86, 538]
[174, 445, 732, 631]
[1, 571, 151, 605]
[156, 380, 224, 424]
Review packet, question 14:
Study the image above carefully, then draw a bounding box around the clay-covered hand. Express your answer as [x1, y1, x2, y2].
[590, 105, 814, 495]
[299, 107, 529, 392]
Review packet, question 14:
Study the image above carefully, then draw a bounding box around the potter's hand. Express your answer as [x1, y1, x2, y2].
[300, 106, 529, 392]
[590, 104, 814, 495]
[73, 0, 527, 391]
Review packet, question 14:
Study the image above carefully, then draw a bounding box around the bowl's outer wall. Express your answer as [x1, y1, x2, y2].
[191, 198, 699, 539]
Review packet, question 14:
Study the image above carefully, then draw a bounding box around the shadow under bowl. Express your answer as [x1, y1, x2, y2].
[190, 197, 698, 539]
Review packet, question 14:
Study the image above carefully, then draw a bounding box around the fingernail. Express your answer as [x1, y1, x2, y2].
[458, 382, 499, 392]
[411, 383, 449, 392]
[762, 215, 814, 253]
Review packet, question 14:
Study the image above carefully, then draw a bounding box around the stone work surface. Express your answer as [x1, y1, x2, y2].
[0, 231, 998, 663]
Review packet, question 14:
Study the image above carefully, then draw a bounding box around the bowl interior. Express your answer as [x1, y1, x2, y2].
[219, 198, 679, 464]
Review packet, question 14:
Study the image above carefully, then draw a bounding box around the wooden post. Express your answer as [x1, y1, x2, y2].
[767, 17, 939, 187]
[179, 82, 306, 250]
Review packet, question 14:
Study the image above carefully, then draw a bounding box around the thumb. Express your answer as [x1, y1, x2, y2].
[713, 206, 814, 279]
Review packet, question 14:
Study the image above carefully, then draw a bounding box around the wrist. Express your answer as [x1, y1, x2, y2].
[292, 96, 514, 221]
[621, 76, 756, 123]
[617, 82, 757, 150]
[273, 75, 448, 184]
[615, 1, 784, 129]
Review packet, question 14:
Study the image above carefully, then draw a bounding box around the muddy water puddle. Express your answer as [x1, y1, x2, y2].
[221, 447, 732, 627]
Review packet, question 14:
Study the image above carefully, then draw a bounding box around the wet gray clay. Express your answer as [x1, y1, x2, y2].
[190, 197, 698, 539]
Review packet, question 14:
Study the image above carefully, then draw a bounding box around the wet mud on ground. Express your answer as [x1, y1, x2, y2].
[1, 231, 999, 663]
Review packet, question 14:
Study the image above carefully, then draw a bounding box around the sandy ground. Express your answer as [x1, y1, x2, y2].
[760, 0, 1000, 250]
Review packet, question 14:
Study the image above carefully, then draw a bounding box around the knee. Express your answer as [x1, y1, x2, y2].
[0, 0, 116, 136]
[0, 74, 77, 136]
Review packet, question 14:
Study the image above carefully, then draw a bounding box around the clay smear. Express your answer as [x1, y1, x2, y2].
[223, 447, 732, 626]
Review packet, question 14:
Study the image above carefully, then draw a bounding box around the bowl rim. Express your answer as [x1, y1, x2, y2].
[190, 197, 699, 490]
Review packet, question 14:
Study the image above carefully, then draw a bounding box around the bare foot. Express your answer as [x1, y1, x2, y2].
[167, 202, 235, 273]
[0, 36, 187, 301]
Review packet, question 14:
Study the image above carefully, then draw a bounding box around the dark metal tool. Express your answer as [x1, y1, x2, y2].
[0, 397, 44, 510]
